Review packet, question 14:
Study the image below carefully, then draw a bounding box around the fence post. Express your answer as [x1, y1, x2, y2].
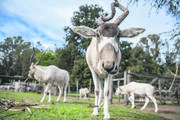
[159, 79, 162, 104]
[89, 79, 91, 93]
[127, 70, 131, 83]
[117, 80, 120, 104]
[76, 81, 78, 99]
[68, 83, 70, 97]
[124, 71, 129, 106]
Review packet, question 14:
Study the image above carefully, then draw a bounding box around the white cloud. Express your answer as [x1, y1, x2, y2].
[42, 43, 55, 49]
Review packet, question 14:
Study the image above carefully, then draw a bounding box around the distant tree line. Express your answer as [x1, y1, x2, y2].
[0, 2, 179, 91]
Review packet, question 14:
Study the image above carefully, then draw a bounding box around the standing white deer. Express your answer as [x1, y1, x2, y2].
[79, 88, 90, 98]
[72, 0, 145, 119]
[115, 82, 158, 112]
[28, 48, 69, 103]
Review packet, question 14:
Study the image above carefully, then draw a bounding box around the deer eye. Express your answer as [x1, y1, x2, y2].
[117, 32, 120, 38]
[96, 33, 100, 39]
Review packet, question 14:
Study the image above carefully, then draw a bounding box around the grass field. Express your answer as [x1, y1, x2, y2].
[0, 91, 165, 120]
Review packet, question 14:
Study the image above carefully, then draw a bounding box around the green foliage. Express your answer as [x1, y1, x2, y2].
[123, 0, 180, 61]
[124, 0, 180, 19]
[70, 58, 91, 90]
[64, 4, 107, 51]
[0, 36, 31, 78]
[35, 51, 56, 66]
[21, 48, 36, 77]
[60, 4, 107, 90]
[119, 41, 134, 72]
[133, 34, 165, 75]
[52, 44, 82, 74]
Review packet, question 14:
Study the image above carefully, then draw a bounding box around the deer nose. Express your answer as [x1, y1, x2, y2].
[102, 61, 115, 73]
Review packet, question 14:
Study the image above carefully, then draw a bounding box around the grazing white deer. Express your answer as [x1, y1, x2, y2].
[79, 88, 90, 98]
[28, 48, 69, 103]
[72, 0, 145, 119]
[115, 82, 158, 112]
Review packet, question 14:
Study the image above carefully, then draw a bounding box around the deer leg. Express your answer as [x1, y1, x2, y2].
[92, 88, 99, 116]
[141, 96, 149, 111]
[41, 83, 51, 103]
[84, 93, 87, 98]
[91, 71, 99, 117]
[56, 85, 62, 102]
[64, 83, 68, 103]
[128, 95, 134, 109]
[148, 95, 158, 112]
[103, 77, 111, 120]
[48, 87, 52, 103]
[80, 92, 82, 99]
[98, 80, 103, 110]
[129, 93, 136, 109]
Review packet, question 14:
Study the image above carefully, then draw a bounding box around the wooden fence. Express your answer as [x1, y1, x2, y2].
[113, 70, 131, 105]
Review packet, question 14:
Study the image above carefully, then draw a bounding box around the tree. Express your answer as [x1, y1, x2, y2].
[21, 48, 35, 77]
[52, 44, 81, 74]
[61, 4, 107, 90]
[35, 51, 56, 66]
[0, 36, 31, 76]
[124, 0, 180, 19]
[119, 41, 133, 72]
[64, 4, 107, 51]
[0, 36, 33, 84]
[123, 34, 166, 77]
[126, 45, 145, 73]
[71, 59, 91, 91]
[123, 0, 180, 60]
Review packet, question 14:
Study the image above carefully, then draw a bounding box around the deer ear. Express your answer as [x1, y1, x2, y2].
[120, 27, 145, 38]
[72, 26, 96, 38]
[119, 87, 123, 91]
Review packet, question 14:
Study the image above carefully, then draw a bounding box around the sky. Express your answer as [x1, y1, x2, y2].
[0, 0, 177, 50]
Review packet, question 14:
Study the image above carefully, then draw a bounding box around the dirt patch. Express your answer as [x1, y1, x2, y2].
[144, 104, 180, 120]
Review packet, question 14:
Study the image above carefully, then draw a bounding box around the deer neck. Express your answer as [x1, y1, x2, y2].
[34, 66, 46, 82]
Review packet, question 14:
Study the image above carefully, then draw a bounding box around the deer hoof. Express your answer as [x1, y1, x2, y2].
[104, 118, 111, 120]
[91, 114, 99, 117]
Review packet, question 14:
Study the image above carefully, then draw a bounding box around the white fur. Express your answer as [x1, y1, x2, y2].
[98, 37, 119, 52]
[73, 24, 144, 120]
[86, 38, 117, 119]
[28, 64, 69, 103]
[79, 88, 90, 98]
[115, 82, 158, 112]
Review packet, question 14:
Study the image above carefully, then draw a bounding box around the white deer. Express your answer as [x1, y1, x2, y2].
[28, 48, 69, 103]
[79, 88, 90, 98]
[72, 0, 145, 119]
[115, 82, 158, 112]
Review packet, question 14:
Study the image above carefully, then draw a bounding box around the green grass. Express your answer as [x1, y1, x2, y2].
[71, 92, 121, 99]
[0, 91, 165, 120]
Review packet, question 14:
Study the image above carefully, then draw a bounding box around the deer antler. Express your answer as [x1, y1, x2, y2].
[97, 0, 129, 26]
[113, 0, 129, 25]
[30, 48, 35, 63]
[97, 2, 116, 25]
[35, 52, 45, 65]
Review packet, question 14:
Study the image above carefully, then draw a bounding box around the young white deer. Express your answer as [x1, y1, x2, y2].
[79, 88, 90, 98]
[115, 82, 158, 112]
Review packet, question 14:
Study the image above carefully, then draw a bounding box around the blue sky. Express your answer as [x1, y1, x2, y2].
[0, 0, 177, 50]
